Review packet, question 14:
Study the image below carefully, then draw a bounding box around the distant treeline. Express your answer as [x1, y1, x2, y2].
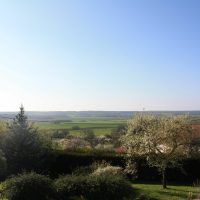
[1, 111, 200, 121]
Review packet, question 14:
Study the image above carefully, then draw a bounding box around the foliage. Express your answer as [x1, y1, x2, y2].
[110, 124, 126, 147]
[82, 128, 95, 138]
[0, 149, 6, 177]
[82, 129, 97, 147]
[90, 160, 123, 176]
[57, 138, 91, 151]
[71, 125, 80, 130]
[54, 175, 88, 200]
[92, 165, 122, 176]
[0, 122, 7, 177]
[0, 121, 8, 148]
[3, 172, 55, 200]
[52, 129, 69, 139]
[85, 174, 133, 200]
[54, 174, 133, 200]
[2, 105, 44, 174]
[121, 115, 198, 188]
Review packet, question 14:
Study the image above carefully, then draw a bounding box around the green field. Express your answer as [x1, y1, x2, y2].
[133, 183, 200, 200]
[34, 115, 200, 137]
[35, 118, 127, 136]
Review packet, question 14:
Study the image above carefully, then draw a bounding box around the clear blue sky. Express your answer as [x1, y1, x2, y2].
[0, 0, 200, 111]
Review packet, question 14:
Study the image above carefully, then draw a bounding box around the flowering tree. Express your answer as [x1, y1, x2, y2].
[121, 115, 198, 188]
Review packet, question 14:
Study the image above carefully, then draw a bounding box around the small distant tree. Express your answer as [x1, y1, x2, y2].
[82, 129, 96, 147]
[121, 115, 198, 189]
[72, 125, 80, 130]
[110, 125, 126, 147]
[2, 105, 43, 174]
[52, 129, 69, 139]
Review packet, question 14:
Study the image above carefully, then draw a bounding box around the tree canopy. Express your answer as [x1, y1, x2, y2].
[3, 105, 43, 174]
[121, 115, 199, 188]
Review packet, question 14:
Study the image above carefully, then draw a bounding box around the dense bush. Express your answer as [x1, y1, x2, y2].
[71, 126, 80, 130]
[54, 174, 133, 200]
[92, 165, 122, 176]
[54, 175, 89, 200]
[0, 149, 6, 178]
[52, 130, 69, 139]
[86, 174, 133, 200]
[44, 151, 124, 178]
[4, 172, 55, 200]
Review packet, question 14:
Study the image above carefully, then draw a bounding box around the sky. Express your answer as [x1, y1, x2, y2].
[0, 0, 200, 111]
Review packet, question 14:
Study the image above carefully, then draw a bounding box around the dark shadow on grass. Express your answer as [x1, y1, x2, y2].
[133, 187, 159, 200]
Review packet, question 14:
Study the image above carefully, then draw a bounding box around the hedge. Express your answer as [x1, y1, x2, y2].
[41, 151, 200, 182]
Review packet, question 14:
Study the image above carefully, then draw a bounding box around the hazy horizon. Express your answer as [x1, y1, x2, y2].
[1, 109, 200, 112]
[1, 1, 200, 111]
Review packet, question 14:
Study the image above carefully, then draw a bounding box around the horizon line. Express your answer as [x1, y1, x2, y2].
[0, 110, 200, 112]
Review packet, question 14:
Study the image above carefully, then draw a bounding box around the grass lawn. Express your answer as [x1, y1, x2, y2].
[133, 183, 200, 200]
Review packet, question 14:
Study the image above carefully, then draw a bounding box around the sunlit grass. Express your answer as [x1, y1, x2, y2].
[133, 183, 200, 200]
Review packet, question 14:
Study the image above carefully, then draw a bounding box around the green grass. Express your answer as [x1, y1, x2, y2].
[69, 128, 113, 136]
[35, 118, 126, 136]
[36, 122, 122, 129]
[34, 115, 200, 136]
[133, 183, 200, 200]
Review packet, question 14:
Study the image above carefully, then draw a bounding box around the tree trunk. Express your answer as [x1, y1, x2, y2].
[162, 169, 167, 189]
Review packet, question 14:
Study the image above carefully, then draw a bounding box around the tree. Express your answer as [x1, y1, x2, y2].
[2, 105, 43, 174]
[0, 121, 7, 177]
[0, 121, 7, 147]
[110, 125, 126, 147]
[0, 149, 6, 177]
[52, 129, 69, 139]
[82, 129, 96, 147]
[121, 115, 198, 189]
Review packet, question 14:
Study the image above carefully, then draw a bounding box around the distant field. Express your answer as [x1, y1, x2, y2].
[190, 117, 200, 124]
[35, 118, 127, 136]
[33, 115, 200, 136]
[0, 111, 197, 137]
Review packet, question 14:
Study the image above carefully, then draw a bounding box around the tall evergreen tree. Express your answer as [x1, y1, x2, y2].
[3, 105, 42, 174]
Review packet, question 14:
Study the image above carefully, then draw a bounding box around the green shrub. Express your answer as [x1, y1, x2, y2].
[90, 161, 123, 176]
[86, 174, 133, 200]
[0, 149, 6, 177]
[54, 175, 88, 200]
[92, 165, 122, 176]
[71, 126, 80, 130]
[4, 172, 55, 200]
[52, 130, 69, 139]
[54, 174, 133, 200]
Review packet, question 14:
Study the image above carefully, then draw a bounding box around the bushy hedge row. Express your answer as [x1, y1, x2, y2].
[40, 150, 125, 178]
[4, 173, 55, 200]
[3, 172, 133, 200]
[41, 151, 200, 182]
[55, 174, 133, 200]
[3, 150, 200, 183]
